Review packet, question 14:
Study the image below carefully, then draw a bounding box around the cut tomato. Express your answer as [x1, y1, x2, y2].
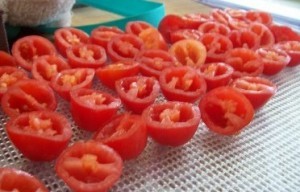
[198, 21, 231, 36]
[170, 29, 203, 44]
[274, 41, 300, 67]
[90, 26, 124, 49]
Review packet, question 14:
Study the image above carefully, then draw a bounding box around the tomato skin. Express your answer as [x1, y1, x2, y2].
[256, 47, 290, 75]
[199, 86, 254, 135]
[115, 76, 160, 114]
[225, 47, 263, 78]
[0, 168, 49, 192]
[198, 62, 234, 91]
[55, 140, 123, 192]
[170, 29, 203, 44]
[159, 66, 207, 103]
[11, 35, 57, 71]
[90, 26, 124, 49]
[143, 101, 201, 146]
[54, 27, 90, 57]
[169, 39, 207, 68]
[269, 24, 300, 43]
[50, 68, 95, 101]
[200, 32, 233, 63]
[31, 55, 70, 84]
[107, 34, 144, 62]
[137, 49, 176, 79]
[274, 41, 300, 67]
[0, 66, 29, 99]
[230, 76, 277, 110]
[1, 79, 57, 118]
[70, 88, 121, 132]
[0, 51, 17, 66]
[96, 60, 140, 89]
[66, 44, 107, 69]
[181, 13, 211, 29]
[158, 14, 187, 43]
[5, 110, 72, 161]
[93, 114, 148, 160]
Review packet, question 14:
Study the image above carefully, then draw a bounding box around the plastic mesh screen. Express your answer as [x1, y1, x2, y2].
[1, 66, 300, 191]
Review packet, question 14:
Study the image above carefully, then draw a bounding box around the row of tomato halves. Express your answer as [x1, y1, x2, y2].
[0, 7, 300, 192]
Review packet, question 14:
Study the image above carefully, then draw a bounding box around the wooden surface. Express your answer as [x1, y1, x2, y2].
[71, 0, 211, 27]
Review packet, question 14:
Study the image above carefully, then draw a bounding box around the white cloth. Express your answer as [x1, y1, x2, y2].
[1, 0, 75, 27]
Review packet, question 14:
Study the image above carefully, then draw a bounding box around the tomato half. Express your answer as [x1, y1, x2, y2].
[200, 32, 233, 63]
[138, 27, 168, 50]
[50, 68, 95, 101]
[54, 27, 90, 57]
[115, 76, 160, 114]
[70, 88, 121, 131]
[198, 21, 231, 36]
[142, 101, 200, 146]
[169, 39, 207, 68]
[256, 47, 290, 75]
[1, 79, 57, 118]
[107, 34, 144, 62]
[210, 9, 231, 25]
[0, 66, 29, 99]
[228, 29, 260, 50]
[269, 24, 300, 43]
[125, 21, 153, 36]
[93, 113, 147, 160]
[249, 22, 275, 48]
[96, 60, 139, 89]
[55, 140, 123, 192]
[230, 76, 277, 110]
[11, 35, 57, 71]
[198, 62, 234, 91]
[245, 10, 273, 26]
[90, 26, 124, 49]
[31, 55, 70, 84]
[0, 168, 48, 192]
[0, 51, 17, 66]
[181, 13, 211, 29]
[66, 44, 107, 68]
[159, 66, 207, 103]
[274, 41, 300, 67]
[137, 49, 176, 79]
[224, 8, 246, 20]
[199, 86, 254, 135]
[170, 29, 203, 44]
[5, 110, 72, 161]
[225, 47, 263, 78]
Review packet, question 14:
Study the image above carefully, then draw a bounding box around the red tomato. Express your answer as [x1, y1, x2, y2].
[274, 41, 300, 67]
[54, 27, 90, 57]
[210, 9, 231, 25]
[230, 76, 277, 110]
[228, 29, 260, 50]
[11, 35, 56, 71]
[159, 66, 207, 103]
[0, 51, 17, 66]
[142, 101, 200, 146]
[225, 48, 263, 78]
[70, 88, 121, 131]
[245, 10, 273, 26]
[169, 39, 207, 68]
[50, 68, 95, 101]
[198, 21, 231, 36]
[269, 24, 300, 42]
[90, 26, 124, 49]
[198, 62, 234, 91]
[5, 110, 72, 161]
[228, 18, 250, 30]
[158, 14, 187, 43]
[107, 34, 144, 62]
[1, 79, 57, 118]
[55, 140, 123, 192]
[224, 8, 247, 20]
[31, 55, 70, 84]
[96, 60, 140, 89]
[256, 47, 291, 75]
[200, 33, 233, 63]
[66, 44, 107, 68]
[199, 86, 254, 135]
[170, 29, 203, 44]
[138, 27, 168, 50]
[0, 168, 48, 191]
[137, 49, 176, 79]
[249, 22, 275, 48]
[125, 21, 153, 36]
[182, 13, 211, 29]
[93, 113, 147, 160]
[115, 76, 160, 114]
[0, 66, 29, 99]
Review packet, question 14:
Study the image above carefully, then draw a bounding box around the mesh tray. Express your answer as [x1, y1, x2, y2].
[1, 64, 300, 191]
